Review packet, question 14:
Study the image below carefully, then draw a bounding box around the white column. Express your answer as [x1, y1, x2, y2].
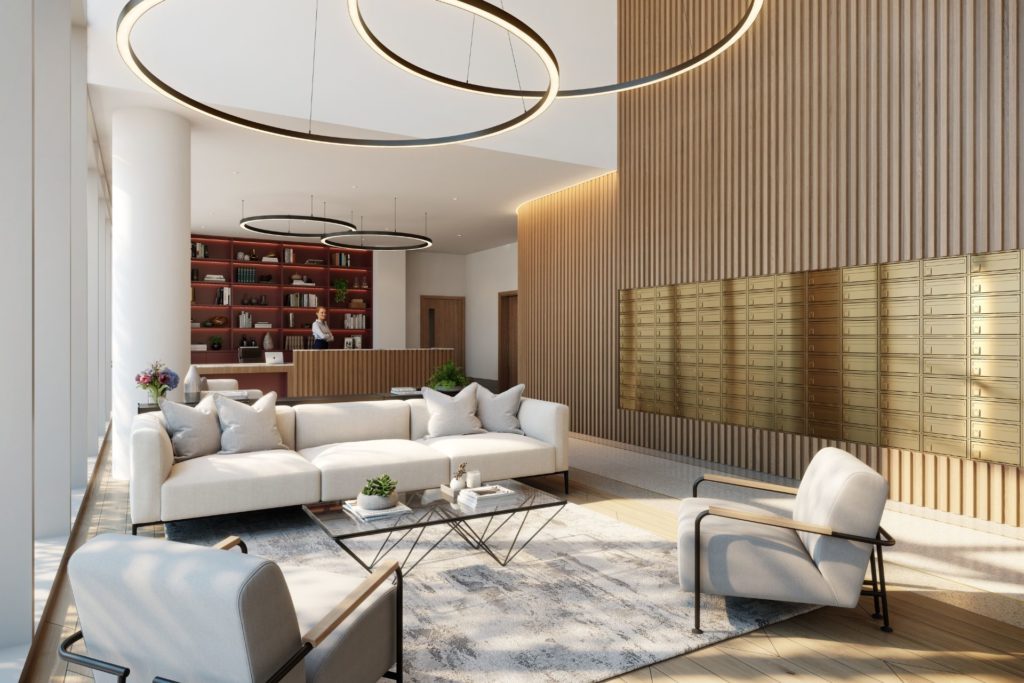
[69, 25, 89, 488]
[111, 109, 191, 480]
[87, 170, 102, 449]
[33, 0, 72, 538]
[372, 251, 407, 349]
[0, 0, 34, 650]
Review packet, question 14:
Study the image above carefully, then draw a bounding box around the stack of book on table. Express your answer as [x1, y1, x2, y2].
[343, 500, 412, 522]
[459, 485, 517, 508]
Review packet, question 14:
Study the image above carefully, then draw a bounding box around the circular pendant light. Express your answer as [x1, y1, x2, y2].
[240, 214, 358, 238]
[115, 0, 560, 148]
[351, 0, 764, 99]
[321, 231, 433, 251]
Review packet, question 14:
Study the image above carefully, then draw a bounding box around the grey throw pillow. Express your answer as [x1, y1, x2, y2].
[421, 383, 483, 437]
[476, 384, 525, 433]
[214, 392, 285, 454]
[160, 395, 221, 462]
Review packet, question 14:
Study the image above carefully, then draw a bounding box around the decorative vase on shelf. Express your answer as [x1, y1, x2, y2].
[263, 332, 274, 351]
[357, 491, 398, 510]
[183, 365, 201, 398]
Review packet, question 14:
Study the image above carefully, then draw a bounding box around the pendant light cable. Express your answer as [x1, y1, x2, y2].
[307, 0, 321, 134]
[465, 14, 476, 82]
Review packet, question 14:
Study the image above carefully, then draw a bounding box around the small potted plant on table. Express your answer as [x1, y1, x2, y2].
[426, 360, 468, 391]
[357, 474, 398, 510]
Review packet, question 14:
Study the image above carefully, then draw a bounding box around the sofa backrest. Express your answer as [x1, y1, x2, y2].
[793, 447, 889, 606]
[293, 400, 411, 451]
[69, 534, 304, 683]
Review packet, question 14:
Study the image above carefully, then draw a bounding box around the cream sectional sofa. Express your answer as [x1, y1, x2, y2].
[129, 397, 569, 533]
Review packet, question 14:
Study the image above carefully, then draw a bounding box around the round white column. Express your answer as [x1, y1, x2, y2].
[111, 108, 191, 480]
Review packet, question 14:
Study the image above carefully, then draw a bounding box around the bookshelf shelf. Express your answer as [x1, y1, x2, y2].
[190, 234, 372, 362]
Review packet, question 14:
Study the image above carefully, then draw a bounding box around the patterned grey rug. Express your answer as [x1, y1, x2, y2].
[167, 502, 815, 682]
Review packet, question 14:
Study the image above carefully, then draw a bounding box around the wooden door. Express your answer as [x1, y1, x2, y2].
[499, 291, 518, 390]
[420, 296, 466, 368]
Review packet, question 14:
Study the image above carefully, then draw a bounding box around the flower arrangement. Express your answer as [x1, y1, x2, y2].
[135, 361, 180, 404]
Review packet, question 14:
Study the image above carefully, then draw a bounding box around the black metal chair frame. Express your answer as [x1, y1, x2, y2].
[690, 474, 896, 635]
[57, 538, 404, 682]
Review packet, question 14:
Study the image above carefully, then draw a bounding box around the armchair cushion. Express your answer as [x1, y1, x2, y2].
[677, 497, 837, 605]
[281, 564, 399, 683]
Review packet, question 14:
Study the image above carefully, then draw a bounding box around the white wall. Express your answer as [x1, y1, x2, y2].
[371, 251, 406, 349]
[405, 243, 517, 381]
[465, 243, 518, 380]
[405, 252, 467, 348]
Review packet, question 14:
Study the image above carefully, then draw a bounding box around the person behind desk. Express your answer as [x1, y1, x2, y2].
[311, 305, 334, 349]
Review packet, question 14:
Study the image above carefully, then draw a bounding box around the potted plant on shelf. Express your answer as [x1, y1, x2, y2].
[135, 361, 180, 405]
[332, 278, 349, 305]
[209, 335, 223, 350]
[426, 360, 468, 390]
[357, 474, 398, 510]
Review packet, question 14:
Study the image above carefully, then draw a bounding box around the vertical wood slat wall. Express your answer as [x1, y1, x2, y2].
[289, 349, 453, 397]
[517, 0, 1024, 526]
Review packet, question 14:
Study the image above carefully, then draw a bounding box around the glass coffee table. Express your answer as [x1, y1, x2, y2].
[304, 479, 566, 576]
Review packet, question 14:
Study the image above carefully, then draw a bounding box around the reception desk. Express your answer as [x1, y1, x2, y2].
[195, 362, 292, 396]
[289, 348, 454, 397]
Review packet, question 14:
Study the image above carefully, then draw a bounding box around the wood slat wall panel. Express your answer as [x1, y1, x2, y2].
[289, 349, 453, 397]
[518, 0, 1024, 526]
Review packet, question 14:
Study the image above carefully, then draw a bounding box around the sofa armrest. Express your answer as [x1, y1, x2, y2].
[129, 414, 174, 525]
[519, 398, 569, 472]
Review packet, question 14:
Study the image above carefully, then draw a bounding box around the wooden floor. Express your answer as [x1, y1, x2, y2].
[24, 445, 1024, 682]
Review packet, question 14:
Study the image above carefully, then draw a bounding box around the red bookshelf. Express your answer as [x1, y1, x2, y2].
[190, 235, 372, 363]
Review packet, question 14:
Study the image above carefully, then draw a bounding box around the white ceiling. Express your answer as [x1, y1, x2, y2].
[86, 0, 618, 253]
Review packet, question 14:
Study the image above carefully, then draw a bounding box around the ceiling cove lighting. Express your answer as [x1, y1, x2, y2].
[352, 0, 764, 99]
[323, 202, 433, 251]
[115, 0, 559, 148]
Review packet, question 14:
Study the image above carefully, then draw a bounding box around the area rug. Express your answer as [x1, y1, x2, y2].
[167, 503, 815, 682]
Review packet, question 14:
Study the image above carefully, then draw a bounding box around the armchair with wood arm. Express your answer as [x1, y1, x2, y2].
[59, 533, 402, 683]
[679, 447, 894, 634]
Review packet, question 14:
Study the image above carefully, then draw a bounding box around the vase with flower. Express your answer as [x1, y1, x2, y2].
[135, 361, 180, 405]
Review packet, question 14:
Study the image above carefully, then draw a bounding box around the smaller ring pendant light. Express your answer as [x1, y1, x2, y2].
[240, 195, 358, 238]
[322, 197, 433, 251]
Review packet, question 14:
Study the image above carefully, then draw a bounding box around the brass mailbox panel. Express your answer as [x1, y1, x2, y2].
[619, 248, 1024, 466]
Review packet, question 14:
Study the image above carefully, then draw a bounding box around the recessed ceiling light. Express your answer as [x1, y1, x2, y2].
[352, 185, 358, 189]
[457, 234, 462, 237]
[232, 171, 239, 175]
[452, 197, 458, 201]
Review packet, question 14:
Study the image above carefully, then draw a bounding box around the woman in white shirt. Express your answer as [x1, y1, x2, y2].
[311, 306, 334, 349]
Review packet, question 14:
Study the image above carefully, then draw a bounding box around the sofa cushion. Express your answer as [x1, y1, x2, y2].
[476, 384, 525, 434]
[160, 395, 221, 462]
[214, 392, 286, 454]
[161, 449, 320, 521]
[281, 564, 397, 683]
[302, 439, 450, 501]
[421, 384, 483, 437]
[677, 497, 839, 606]
[420, 433, 557, 481]
[293, 401, 411, 451]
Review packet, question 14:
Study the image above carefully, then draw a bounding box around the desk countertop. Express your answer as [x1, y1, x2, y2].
[195, 363, 294, 374]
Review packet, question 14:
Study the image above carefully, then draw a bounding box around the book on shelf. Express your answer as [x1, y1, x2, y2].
[190, 344, 208, 351]
[459, 485, 518, 508]
[203, 274, 226, 282]
[286, 292, 318, 308]
[342, 500, 412, 522]
[261, 256, 279, 263]
[254, 322, 272, 329]
[283, 248, 294, 264]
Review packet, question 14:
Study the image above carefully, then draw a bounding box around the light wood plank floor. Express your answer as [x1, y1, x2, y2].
[24, 443, 1024, 682]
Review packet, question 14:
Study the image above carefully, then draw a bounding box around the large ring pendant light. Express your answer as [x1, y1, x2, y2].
[240, 214, 358, 238]
[322, 231, 433, 251]
[352, 0, 764, 99]
[115, 0, 560, 148]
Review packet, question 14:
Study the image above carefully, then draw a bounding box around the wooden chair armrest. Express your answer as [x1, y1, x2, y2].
[213, 536, 248, 553]
[303, 561, 401, 647]
[696, 473, 800, 497]
[706, 505, 833, 536]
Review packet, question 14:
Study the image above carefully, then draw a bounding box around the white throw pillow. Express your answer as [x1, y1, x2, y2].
[160, 395, 221, 462]
[476, 384, 525, 434]
[421, 383, 483, 437]
[214, 392, 285, 454]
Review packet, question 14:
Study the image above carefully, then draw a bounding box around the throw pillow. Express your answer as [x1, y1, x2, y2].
[214, 391, 286, 454]
[476, 384, 526, 434]
[160, 395, 221, 462]
[421, 383, 483, 438]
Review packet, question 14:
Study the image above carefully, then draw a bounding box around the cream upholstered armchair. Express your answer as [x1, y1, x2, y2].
[60, 534, 402, 683]
[678, 447, 894, 634]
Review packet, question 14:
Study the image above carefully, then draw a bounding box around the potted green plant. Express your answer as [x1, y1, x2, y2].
[426, 360, 468, 390]
[209, 335, 223, 350]
[332, 278, 349, 304]
[357, 474, 398, 510]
